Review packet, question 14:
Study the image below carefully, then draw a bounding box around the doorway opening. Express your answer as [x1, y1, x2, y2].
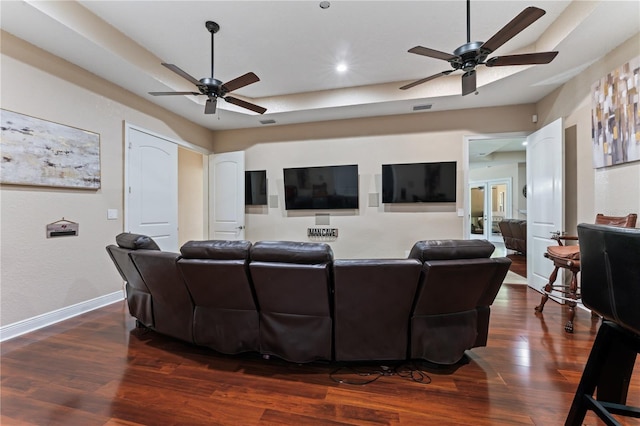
[469, 179, 511, 243]
[464, 134, 527, 242]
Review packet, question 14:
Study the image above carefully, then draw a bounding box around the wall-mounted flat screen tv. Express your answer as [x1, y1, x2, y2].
[382, 161, 457, 203]
[245, 170, 268, 205]
[283, 164, 359, 210]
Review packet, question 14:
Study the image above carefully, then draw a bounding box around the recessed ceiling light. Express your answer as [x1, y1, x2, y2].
[336, 63, 348, 73]
[319, 1, 330, 9]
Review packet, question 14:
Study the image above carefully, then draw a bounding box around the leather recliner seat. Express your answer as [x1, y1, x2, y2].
[248, 240, 334, 363]
[408, 240, 511, 364]
[129, 249, 194, 343]
[333, 258, 422, 361]
[177, 240, 259, 355]
[105, 233, 160, 328]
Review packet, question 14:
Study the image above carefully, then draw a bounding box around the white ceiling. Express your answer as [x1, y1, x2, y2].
[1, 1, 639, 133]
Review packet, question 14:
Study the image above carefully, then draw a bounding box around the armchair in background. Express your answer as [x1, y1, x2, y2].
[498, 219, 527, 255]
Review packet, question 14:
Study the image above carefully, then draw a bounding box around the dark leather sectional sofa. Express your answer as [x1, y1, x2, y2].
[107, 233, 511, 365]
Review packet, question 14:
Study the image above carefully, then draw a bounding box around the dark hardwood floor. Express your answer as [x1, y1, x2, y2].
[2, 284, 639, 425]
[506, 254, 527, 278]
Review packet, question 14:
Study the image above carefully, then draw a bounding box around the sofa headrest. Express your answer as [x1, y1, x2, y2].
[180, 240, 251, 260]
[250, 241, 334, 264]
[408, 239, 495, 262]
[115, 233, 160, 251]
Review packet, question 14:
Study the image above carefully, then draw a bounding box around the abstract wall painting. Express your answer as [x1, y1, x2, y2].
[0, 109, 100, 189]
[591, 56, 640, 168]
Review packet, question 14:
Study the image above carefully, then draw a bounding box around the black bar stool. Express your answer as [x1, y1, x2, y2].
[565, 223, 640, 425]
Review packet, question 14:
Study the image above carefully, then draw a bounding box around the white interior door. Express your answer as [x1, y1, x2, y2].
[126, 127, 178, 251]
[210, 151, 245, 240]
[527, 118, 564, 292]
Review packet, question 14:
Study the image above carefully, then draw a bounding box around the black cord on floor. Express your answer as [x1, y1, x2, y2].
[329, 363, 432, 386]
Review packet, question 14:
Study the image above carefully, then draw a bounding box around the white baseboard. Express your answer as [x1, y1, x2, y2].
[0, 291, 125, 342]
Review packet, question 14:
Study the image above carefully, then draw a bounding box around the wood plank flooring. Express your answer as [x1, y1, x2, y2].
[2, 283, 639, 425]
[506, 254, 527, 278]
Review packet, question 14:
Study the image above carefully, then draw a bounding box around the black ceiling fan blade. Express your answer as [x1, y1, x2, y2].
[222, 72, 260, 93]
[399, 70, 454, 90]
[161, 63, 203, 87]
[486, 51, 559, 67]
[205, 97, 217, 114]
[149, 91, 201, 96]
[408, 46, 459, 62]
[225, 96, 267, 114]
[480, 7, 546, 54]
[461, 70, 477, 96]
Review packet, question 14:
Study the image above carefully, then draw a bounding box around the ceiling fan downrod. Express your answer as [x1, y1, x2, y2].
[205, 21, 219, 79]
[466, 0, 471, 44]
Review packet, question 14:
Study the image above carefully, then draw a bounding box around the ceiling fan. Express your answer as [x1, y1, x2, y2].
[149, 21, 266, 115]
[400, 0, 559, 96]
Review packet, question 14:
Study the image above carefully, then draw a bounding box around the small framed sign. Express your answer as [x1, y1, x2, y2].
[46, 218, 79, 238]
[308, 227, 338, 241]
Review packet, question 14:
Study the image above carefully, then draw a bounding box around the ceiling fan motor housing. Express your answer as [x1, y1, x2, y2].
[453, 41, 487, 71]
[199, 77, 225, 96]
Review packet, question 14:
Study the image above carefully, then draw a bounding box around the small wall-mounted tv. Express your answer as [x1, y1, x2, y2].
[382, 161, 457, 203]
[245, 170, 268, 206]
[283, 164, 359, 210]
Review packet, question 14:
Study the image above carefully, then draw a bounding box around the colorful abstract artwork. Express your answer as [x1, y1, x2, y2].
[591, 56, 640, 168]
[1, 109, 100, 189]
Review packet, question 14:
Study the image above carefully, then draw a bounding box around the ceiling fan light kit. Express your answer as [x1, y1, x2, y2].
[401, 0, 559, 96]
[148, 21, 266, 115]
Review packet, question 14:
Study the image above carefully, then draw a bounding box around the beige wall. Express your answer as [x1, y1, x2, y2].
[0, 32, 214, 327]
[214, 105, 537, 258]
[536, 33, 640, 230]
[178, 148, 205, 246]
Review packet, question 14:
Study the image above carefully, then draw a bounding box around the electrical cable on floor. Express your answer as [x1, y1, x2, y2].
[329, 363, 432, 386]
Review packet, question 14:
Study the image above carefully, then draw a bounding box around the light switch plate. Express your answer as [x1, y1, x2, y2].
[368, 193, 379, 207]
[107, 209, 118, 220]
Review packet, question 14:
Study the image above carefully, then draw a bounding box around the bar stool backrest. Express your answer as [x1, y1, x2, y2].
[578, 223, 640, 335]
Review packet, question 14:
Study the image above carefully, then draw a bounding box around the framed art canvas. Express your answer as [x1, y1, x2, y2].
[591, 56, 640, 168]
[1, 109, 101, 189]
